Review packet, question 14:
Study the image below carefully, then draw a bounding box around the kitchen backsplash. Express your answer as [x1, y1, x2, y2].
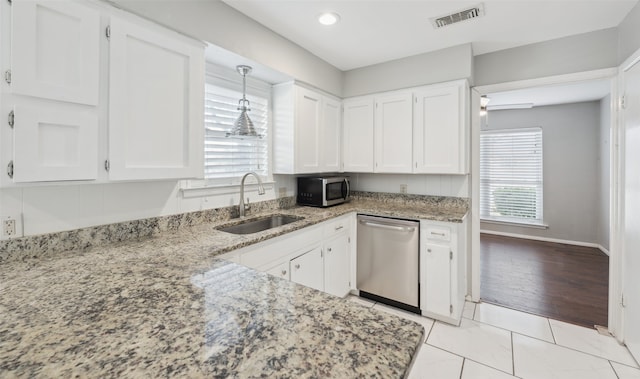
[0, 192, 468, 263]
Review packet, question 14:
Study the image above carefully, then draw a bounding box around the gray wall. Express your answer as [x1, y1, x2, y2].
[342, 44, 473, 97]
[474, 28, 618, 86]
[109, 0, 343, 97]
[618, 1, 640, 64]
[481, 102, 603, 245]
[598, 95, 611, 251]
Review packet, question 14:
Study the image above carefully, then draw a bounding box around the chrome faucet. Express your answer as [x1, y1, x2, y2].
[239, 172, 265, 218]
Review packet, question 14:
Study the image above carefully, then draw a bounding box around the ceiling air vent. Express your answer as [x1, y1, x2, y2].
[431, 3, 485, 29]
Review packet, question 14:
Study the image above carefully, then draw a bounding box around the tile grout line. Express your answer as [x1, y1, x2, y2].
[458, 358, 466, 379]
[469, 312, 557, 345]
[424, 320, 438, 344]
[511, 331, 516, 376]
[609, 360, 622, 379]
[512, 330, 636, 367]
[425, 339, 515, 376]
[548, 317, 557, 344]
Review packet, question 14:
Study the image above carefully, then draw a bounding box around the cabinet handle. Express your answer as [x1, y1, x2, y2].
[281, 270, 287, 276]
[328, 248, 332, 252]
[295, 264, 300, 269]
[335, 225, 344, 231]
[430, 232, 446, 236]
[427, 249, 432, 253]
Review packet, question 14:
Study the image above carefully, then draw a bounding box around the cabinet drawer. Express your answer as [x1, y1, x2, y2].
[424, 226, 451, 241]
[323, 216, 350, 237]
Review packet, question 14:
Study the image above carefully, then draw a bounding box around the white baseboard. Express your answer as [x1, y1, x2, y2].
[480, 229, 610, 256]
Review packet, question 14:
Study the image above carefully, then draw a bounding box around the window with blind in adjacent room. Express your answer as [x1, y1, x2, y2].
[480, 127, 543, 225]
[204, 78, 270, 182]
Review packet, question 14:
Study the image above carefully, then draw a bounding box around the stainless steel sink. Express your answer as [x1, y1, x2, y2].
[216, 215, 304, 235]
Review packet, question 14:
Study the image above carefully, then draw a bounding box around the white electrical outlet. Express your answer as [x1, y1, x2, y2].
[3, 219, 16, 237]
[400, 184, 408, 194]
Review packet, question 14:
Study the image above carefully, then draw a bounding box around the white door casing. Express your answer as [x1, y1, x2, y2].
[622, 57, 640, 361]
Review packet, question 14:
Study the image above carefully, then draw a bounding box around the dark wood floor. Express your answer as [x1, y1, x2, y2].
[480, 233, 609, 329]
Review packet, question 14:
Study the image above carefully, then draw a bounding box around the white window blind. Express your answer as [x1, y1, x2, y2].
[204, 83, 269, 181]
[480, 128, 543, 224]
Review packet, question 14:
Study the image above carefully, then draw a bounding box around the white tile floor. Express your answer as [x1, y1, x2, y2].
[349, 296, 640, 379]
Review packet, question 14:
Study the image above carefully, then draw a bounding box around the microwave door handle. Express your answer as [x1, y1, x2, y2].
[343, 178, 350, 199]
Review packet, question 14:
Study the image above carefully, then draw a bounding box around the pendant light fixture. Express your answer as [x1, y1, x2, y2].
[227, 65, 260, 138]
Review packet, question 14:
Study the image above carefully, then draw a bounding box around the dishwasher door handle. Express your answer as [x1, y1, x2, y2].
[359, 220, 415, 233]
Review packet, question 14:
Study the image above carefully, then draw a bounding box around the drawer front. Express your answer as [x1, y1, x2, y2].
[323, 215, 350, 237]
[425, 226, 451, 241]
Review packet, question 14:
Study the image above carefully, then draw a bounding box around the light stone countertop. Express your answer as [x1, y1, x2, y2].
[0, 194, 467, 378]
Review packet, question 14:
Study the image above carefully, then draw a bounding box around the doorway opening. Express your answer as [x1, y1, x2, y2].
[478, 79, 612, 328]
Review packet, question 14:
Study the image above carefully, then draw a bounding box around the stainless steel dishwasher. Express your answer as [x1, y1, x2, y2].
[357, 214, 420, 314]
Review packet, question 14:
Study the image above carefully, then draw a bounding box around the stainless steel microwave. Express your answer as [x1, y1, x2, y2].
[297, 176, 350, 207]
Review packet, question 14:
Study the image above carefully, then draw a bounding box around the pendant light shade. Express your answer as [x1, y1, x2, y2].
[227, 65, 261, 138]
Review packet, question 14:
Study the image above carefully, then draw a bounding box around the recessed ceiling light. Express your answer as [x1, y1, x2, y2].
[318, 12, 340, 26]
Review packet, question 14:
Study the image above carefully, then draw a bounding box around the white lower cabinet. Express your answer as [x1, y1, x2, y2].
[225, 214, 354, 298]
[265, 261, 290, 281]
[290, 246, 324, 291]
[420, 219, 467, 325]
[324, 232, 351, 297]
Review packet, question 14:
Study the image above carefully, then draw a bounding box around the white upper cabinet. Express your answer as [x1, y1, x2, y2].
[342, 97, 374, 172]
[342, 79, 469, 175]
[11, 0, 100, 105]
[322, 96, 342, 172]
[273, 83, 341, 174]
[107, 16, 204, 181]
[413, 80, 469, 174]
[12, 104, 98, 182]
[295, 86, 322, 173]
[374, 92, 413, 173]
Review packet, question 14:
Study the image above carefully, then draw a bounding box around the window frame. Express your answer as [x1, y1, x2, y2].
[184, 62, 274, 192]
[480, 127, 544, 226]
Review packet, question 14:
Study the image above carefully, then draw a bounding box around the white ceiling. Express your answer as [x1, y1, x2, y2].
[486, 79, 612, 109]
[222, 0, 638, 71]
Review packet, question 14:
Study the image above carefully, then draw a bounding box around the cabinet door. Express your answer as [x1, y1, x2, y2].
[108, 16, 204, 181]
[343, 97, 374, 172]
[295, 87, 322, 173]
[11, 0, 100, 105]
[265, 261, 290, 281]
[13, 105, 98, 182]
[413, 83, 465, 174]
[290, 246, 324, 291]
[322, 97, 342, 172]
[421, 243, 452, 318]
[375, 93, 413, 173]
[324, 233, 350, 298]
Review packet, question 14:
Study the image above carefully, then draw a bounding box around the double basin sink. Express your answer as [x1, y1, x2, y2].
[216, 214, 303, 235]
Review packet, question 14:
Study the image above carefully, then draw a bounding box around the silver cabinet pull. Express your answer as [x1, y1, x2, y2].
[335, 225, 344, 231]
[430, 232, 446, 236]
[295, 264, 300, 269]
[281, 270, 287, 276]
